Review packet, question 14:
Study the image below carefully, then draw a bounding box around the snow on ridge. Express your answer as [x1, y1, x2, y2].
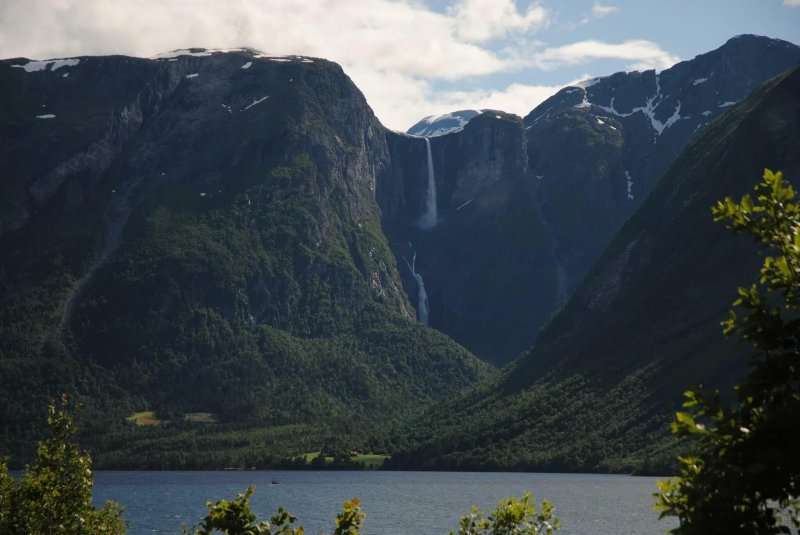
[659, 101, 682, 133]
[243, 96, 269, 111]
[12, 58, 80, 73]
[241, 61, 252, 69]
[153, 48, 248, 59]
[719, 101, 736, 107]
[574, 89, 591, 108]
[692, 77, 709, 86]
[592, 75, 683, 137]
[409, 110, 482, 137]
[50, 59, 80, 71]
[36, 114, 56, 119]
[573, 76, 604, 89]
[422, 110, 480, 125]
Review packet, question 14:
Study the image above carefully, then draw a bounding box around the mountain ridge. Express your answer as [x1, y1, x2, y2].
[388, 64, 800, 472]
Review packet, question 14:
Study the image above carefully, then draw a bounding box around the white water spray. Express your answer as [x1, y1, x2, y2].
[404, 249, 429, 325]
[419, 137, 438, 229]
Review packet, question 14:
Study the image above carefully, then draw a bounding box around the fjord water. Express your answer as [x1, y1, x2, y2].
[93, 471, 676, 534]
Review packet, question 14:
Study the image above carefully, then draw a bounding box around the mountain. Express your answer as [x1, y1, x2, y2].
[524, 34, 800, 299]
[387, 64, 800, 473]
[380, 111, 561, 364]
[391, 35, 800, 365]
[0, 48, 489, 467]
[407, 109, 483, 137]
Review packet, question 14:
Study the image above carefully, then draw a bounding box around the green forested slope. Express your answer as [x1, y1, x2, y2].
[0, 51, 489, 467]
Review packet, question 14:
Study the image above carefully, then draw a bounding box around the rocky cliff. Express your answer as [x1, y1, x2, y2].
[525, 34, 800, 296]
[389, 64, 800, 473]
[389, 34, 800, 365]
[381, 111, 560, 364]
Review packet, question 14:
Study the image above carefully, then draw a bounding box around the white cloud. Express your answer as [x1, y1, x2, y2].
[449, 0, 549, 43]
[0, 0, 679, 130]
[592, 2, 619, 17]
[532, 39, 680, 71]
[352, 70, 569, 131]
[0, 0, 537, 80]
[783, 0, 800, 6]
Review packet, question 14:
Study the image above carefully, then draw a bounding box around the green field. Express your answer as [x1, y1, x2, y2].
[299, 451, 388, 469]
[126, 411, 162, 426]
[184, 412, 217, 423]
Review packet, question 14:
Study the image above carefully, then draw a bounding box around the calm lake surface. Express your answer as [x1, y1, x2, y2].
[93, 471, 676, 534]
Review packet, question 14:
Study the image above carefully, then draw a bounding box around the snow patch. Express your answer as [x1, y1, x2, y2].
[594, 75, 682, 137]
[12, 58, 80, 72]
[702, 110, 713, 117]
[409, 110, 481, 137]
[241, 61, 252, 69]
[50, 59, 80, 71]
[153, 48, 246, 59]
[62, 73, 69, 78]
[692, 77, 709, 86]
[301, 59, 314, 63]
[574, 89, 592, 108]
[36, 114, 56, 119]
[185, 73, 199, 79]
[243, 96, 269, 111]
[719, 101, 736, 107]
[456, 198, 474, 211]
[573, 76, 604, 89]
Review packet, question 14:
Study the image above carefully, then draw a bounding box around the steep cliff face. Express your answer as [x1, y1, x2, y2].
[381, 35, 799, 365]
[0, 49, 488, 463]
[525, 34, 800, 296]
[381, 112, 559, 364]
[389, 65, 800, 473]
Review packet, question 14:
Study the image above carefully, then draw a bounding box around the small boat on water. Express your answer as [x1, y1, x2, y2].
[271, 479, 280, 485]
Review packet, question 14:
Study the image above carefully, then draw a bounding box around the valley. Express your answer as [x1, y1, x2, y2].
[0, 35, 798, 474]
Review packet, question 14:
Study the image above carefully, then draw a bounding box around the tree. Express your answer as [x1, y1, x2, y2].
[186, 491, 365, 535]
[655, 169, 800, 533]
[0, 394, 127, 534]
[187, 486, 305, 535]
[449, 493, 559, 535]
[188, 488, 557, 535]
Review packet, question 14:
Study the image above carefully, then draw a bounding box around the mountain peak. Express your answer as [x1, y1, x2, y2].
[407, 109, 483, 137]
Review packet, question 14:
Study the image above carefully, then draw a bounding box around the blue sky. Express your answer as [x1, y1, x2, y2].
[1, 0, 798, 129]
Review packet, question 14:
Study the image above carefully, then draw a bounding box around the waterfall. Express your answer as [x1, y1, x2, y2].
[404, 250, 429, 326]
[419, 137, 438, 229]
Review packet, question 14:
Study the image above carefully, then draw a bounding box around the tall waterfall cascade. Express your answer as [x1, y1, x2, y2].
[404, 249, 429, 326]
[419, 137, 438, 229]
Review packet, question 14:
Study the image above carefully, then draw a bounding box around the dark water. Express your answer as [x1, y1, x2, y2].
[93, 470, 676, 534]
